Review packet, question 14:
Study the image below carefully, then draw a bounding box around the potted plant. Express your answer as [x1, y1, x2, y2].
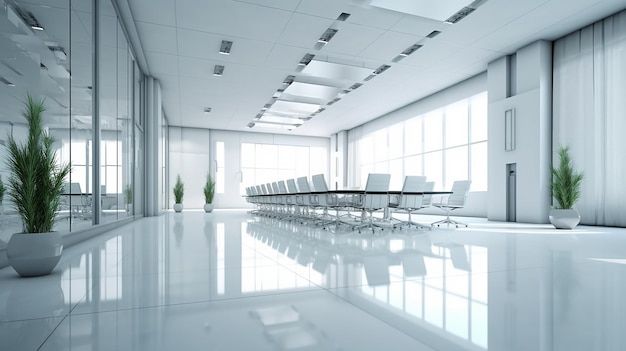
[549, 145, 584, 229]
[173, 175, 184, 212]
[4, 95, 71, 277]
[0, 175, 5, 205]
[203, 173, 216, 213]
[124, 184, 132, 213]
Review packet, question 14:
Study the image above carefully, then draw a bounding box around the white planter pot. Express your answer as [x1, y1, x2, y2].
[204, 203, 214, 213]
[549, 209, 581, 229]
[7, 232, 63, 277]
[173, 203, 183, 212]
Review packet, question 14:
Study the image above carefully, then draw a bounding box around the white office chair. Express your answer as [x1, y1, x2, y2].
[390, 176, 428, 230]
[431, 180, 471, 228]
[352, 173, 391, 233]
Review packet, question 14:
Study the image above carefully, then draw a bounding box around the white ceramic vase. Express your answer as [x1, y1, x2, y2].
[203, 203, 214, 213]
[173, 203, 183, 212]
[549, 208, 581, 229]
[7, 232, 63, 277]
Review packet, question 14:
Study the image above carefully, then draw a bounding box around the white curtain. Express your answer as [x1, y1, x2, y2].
[553, 9, 626, 226]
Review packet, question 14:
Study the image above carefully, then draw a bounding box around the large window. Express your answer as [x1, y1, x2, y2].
[356, 92, 488, 192]
[241, 143, 328, 193]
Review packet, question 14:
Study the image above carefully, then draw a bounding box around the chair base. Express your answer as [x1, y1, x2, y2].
[431, 217, 468, 228]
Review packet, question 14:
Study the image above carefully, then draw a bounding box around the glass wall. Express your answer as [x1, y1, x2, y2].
[354, 92, 488, 192]
[240, 142, 328, 193]
[0, 0, 143, 243]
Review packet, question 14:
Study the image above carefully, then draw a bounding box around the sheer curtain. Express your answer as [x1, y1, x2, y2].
[347, 127, 362, 188]
[553, 9, 626, 226]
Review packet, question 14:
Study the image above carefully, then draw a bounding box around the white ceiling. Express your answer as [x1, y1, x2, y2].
[127, 0, 625, 136]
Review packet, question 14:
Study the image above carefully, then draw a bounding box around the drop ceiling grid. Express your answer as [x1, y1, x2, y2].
[135, 22, 178, 55]
[129, 0, 177, 26]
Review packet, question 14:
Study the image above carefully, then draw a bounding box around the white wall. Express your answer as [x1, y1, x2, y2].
[487, 41, 552, 223]
[169, 126, 211, 209]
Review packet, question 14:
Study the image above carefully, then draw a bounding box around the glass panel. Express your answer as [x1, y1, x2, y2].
[405, 117, 422, 155]
[424, 151, 443, 189]
[373, 129, 388, 162]
[471, 92, 488, 142]
[216, 141, 225, 193]
[404, 155, 423, 177]
[470, 142, 488, 192]
[359, 135, 374, 166]
[241, 143, 255, 167]
[445, 146, 468, 189]
[445, 100, 469, 148]
[309, 147, 327, 178]
[389, 159, 403, 191]
[278, 145, 295, 170]
[423, 110, 443, 152]
[388, 123, 404, 159]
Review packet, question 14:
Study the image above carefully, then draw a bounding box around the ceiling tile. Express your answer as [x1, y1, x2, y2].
[277, 13, 334, 48]
[136, 22, 178, 54]
[321, 22, 386, 56]
[145, 52, 179, 76]
[343, 3, 404, 30]
[176, 29, 274, 65]
[232, 0, 300, 12]
[129, 0, 176, 26]
[358, 30, 422, 61]
[175, 0, 292, 42]
[296, 0, 350, 19]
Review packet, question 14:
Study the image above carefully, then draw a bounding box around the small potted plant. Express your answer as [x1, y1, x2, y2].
[203, 173, 215, 213]
[124, 184, 132, 213]
[4, 95, 71, 277]
[173, 175, 184, 212]
[549, 145, 584, 229]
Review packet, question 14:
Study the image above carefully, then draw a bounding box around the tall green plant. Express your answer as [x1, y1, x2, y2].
[203, 174, 215, 204]
[5, 95, 71, 233]
[550, 145, 584, 209]
[0, 175, 5, 202]
[173, 175, 184, 204]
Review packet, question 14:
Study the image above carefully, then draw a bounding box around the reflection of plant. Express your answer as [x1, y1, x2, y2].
[203, 174, 215, 204]
[550, 146, 584, 209]
[124, 185, 132, 204]
[173, 175, 184, 204]
[0, 175, 5, 201]
[5, 95, 71, 233]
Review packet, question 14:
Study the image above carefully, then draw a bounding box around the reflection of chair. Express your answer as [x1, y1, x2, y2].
[362, 255, 390, 286]
[431, 180, 471, 228]
[400, 251, 427, 277]
[434, 242, 471, 271]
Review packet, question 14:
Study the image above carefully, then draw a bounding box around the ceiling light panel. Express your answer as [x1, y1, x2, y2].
[270, 100, 320, 115]
[301, 60, 373, 82]
[283, 82, 341, 101]
[317, 28, 338, 44]
[258, 115, 305, 125]
[253, 122, 299, 130]
[213, 65, 224, 76]
[370, 0, 471, 21]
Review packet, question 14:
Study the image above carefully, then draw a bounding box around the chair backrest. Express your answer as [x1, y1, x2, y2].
[271, 182, 280, 194]
[278, 181, 288, 194]
[259, 185, 266, 195]
[448, 180, 471, 206]
[422, 182, 435, 206]
[287, 179, 298, 193]
[69, 182, 82, 194]
[399, 176, 427, 209]
[401, 175, 427, 193]
[364, 173, 391, 193]
[311, 174, 329, 192]
[296, 177, 311, 193]
[265, 183, 273, 194]
[362, 174, 390, 208]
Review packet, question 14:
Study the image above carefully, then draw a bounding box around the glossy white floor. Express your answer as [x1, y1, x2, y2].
[2, 210, 626, 351]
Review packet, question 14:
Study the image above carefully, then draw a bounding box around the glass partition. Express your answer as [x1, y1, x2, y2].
[0, 0, 142, 243]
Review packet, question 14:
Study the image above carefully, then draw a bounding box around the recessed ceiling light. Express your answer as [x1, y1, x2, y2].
[213, 65, 224, 76]
[373, 64, 391, 75]
[219, 40, 233, 55]
[204, 107, 212, 113]
[318, 28, 339, 44]
[298, 53, 315, 67]
[337, 12, 351, 22]
[426, 30, 442, 38]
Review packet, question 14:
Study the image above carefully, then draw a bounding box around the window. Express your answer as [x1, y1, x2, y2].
[354, 92, 488, 191]
[240, 143, 328, 194]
